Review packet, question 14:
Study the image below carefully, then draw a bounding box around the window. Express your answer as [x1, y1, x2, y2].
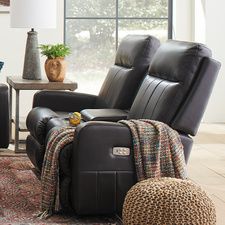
[65, 0, 172, 94]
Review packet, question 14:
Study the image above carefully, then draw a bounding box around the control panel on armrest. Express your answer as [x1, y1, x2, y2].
[81, 109, 128, 122]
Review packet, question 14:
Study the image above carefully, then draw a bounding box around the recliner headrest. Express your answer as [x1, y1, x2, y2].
[115, 35, 160, 68]
[148, 40, 212, 82]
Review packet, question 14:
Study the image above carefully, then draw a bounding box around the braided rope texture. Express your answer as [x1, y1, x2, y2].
[123, 178, 216, 225]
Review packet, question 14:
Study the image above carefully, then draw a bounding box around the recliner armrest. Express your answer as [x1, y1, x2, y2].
[72, 121, 133, 171]
[70, 121, 192, 215]
[71, 121, 135, 215]
[81, 109, 128, 122]
[26, 107, 59, 144]
[33, 90, 102, 112]
[71, 122, 191, 172]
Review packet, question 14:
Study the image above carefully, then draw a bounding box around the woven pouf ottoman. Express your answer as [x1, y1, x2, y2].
[123, 177, 216, 225]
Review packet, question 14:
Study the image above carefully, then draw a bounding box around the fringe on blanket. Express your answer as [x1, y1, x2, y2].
[37, 126, 75, 219]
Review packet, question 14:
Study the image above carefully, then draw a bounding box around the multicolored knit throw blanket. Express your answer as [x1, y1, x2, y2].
[119, 119, 187, 181]
[38, 126, 75, 219]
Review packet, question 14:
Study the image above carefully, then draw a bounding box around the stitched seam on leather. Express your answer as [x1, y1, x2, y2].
[99, 69, 117, 98]
[137, 77, 156, 104]
[107, 71, 125, 106]
[130, 77, 155, 118]
[103, 66, 123, 98]
[150, 82, 170, 119]
[141, 80, 163, 118]
[104, 67, 124, 105]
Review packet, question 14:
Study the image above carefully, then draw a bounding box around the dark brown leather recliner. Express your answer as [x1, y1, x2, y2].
[0, 84, 9, 148]
[26, 34, 160, 171]
[0, 62, 9, 148]
[26, 39, 220, 216]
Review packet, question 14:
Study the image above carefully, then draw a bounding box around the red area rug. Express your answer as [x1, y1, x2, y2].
[0, 156, 121, 225]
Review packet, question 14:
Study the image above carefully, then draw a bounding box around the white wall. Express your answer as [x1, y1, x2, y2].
[0, 0, 64, 117]
[203, 0, 225, 122]
[173, 0, 194, 41]
[193, 0, 206, 43]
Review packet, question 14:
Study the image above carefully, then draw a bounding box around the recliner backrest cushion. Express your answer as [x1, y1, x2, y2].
[128, 40, 213, 135]
[97, 35, 160, 110]
[171, 57, 220, 135]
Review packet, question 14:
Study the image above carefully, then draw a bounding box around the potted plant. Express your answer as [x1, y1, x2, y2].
[39, 44, 70, 82]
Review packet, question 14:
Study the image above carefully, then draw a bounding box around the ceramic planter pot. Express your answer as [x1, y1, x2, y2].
[45, 57, 66, 82]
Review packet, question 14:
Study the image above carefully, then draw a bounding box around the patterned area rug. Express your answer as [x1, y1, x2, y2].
[0, 156, 121, 225]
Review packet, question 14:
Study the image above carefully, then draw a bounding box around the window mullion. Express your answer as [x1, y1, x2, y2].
[63, 0, 66, 44]
[116, 0, 119, 50]
[168, 0, 173, 38]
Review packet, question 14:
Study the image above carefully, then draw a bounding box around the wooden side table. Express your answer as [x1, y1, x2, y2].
[7, 76, 77, 153]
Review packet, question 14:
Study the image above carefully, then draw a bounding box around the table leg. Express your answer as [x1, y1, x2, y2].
[14, 90, 20, 152]
[9, 86, 12, 142]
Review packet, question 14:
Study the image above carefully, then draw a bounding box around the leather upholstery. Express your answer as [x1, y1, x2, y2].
[81, 109, 128, 122]
[115, 35, 155, 68]
[0, 84, 9, 148]
[71, 122, 134, 215]
[171, 57, 221, 135]
[148, 40, 212, 81]
[33, 91, 100, 112]
[98, 35, 160, 109]
[26, 107, 58, 145]
[27, 112, 68, 171]
[25, 39, 221, 216]
[71, 121, 194, 215]
[26, 135, 45, 171]
[128, 76, 181, 123]
[129, 40, 220, 136]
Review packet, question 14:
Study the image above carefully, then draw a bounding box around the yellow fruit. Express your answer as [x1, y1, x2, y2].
[73, 112, 81, 118]
[69, 112, 81, 125]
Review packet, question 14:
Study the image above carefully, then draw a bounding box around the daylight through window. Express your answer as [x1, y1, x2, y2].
[65, 0, 172, 94]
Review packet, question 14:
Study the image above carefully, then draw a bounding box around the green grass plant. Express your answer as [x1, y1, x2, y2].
[39, 44, 70, 59]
